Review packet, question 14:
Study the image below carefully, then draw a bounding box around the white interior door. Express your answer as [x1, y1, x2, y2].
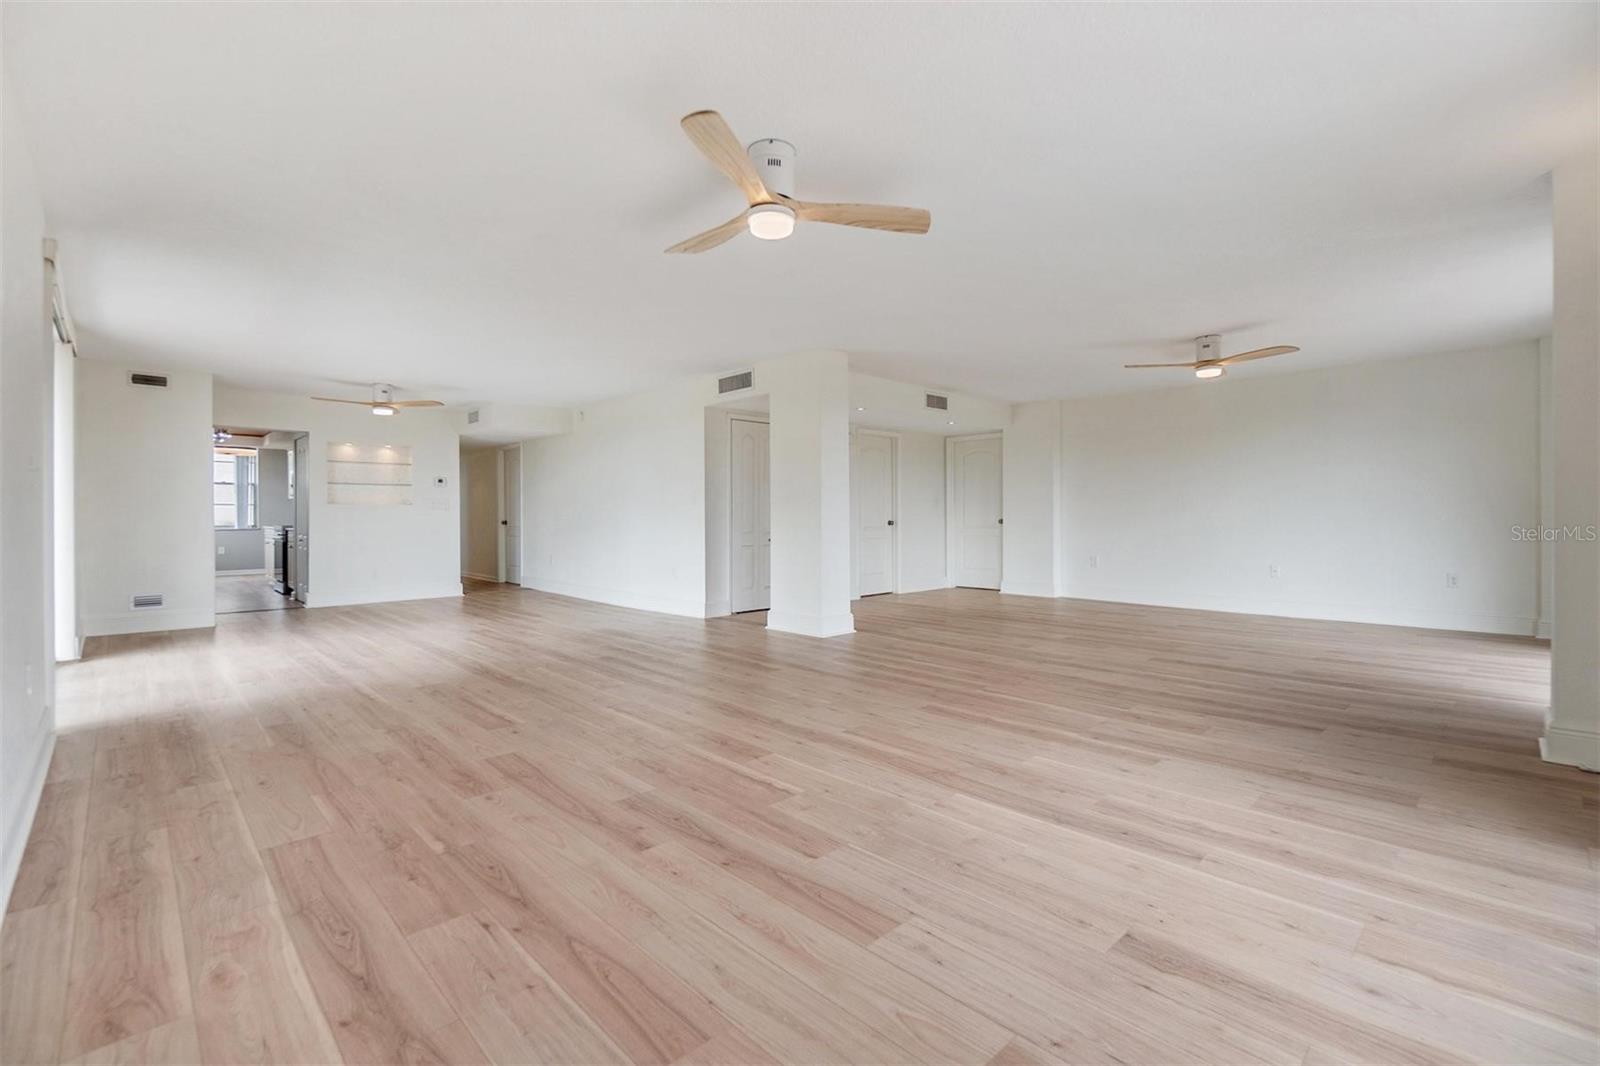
[854, 432, 896, 596]
[292, 434, 310, 603]
[730, 418, 771, 613]
[502, 445, 522, 584]
[952, 436, 1002, 589]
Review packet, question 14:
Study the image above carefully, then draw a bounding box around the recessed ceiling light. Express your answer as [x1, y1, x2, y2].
[947, 420, 956, 426]
[855, 407, 865, 412]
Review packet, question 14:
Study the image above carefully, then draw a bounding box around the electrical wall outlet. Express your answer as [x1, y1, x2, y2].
[217, 545, 225, 555]
[1445, 572, 1459, 589]
[1268, 564, 1280, 579]
[1088, 555, 1099, 570]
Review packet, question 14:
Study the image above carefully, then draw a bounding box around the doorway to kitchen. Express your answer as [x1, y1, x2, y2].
[213, 425, 307, 614]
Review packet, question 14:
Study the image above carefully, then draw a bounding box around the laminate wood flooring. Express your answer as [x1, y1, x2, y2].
[3, 585, 1595, 1065]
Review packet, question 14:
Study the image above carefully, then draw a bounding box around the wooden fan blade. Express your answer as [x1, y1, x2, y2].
[390, 400, 443, 407]
[311, 397, 376, 406]
[1219, 345, 1299, 365]
[1122, 362, 1201, 369]
[788, 198, 931, 234]
[680, 111, 771, 206]
[665, 212, 748, 254]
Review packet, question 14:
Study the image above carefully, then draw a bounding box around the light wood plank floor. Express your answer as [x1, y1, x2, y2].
[3, 586, 1596, 1065]
[215, 574, 301, 616]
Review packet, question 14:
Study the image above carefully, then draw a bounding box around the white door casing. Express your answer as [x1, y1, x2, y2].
[502, 445, 522, 585]
[951, 435, 1002, 589]
[854, 431, 896, 596]
[293, 433, 310, 603]
[730, 418, 771, 613]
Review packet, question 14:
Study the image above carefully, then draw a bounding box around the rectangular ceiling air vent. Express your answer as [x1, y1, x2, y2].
[131, 594, 164, 609]
[466, 408, 481, 424]
[129, 372, 169, 388]
[924, 393, 949, 410]
[718, 371, 754, 394]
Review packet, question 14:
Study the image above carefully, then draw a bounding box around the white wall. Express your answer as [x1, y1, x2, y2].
[77, 361, 216, 635]
[213, 386, 461, 607]
[1002, 400, 1062, 598]
[52, 339, 77, 661]
[214, 527, 264, 572]
[1, 73, 56, 915]
[538, 362, 999, 622]
[1537, 336, 1554, 638]
[1543, 142, 1600, 769]
[766, 351, 853, 637]
[1057, 344, 1542, 635]
[524, 375, 711, 617]
[461, 447, 500, 581]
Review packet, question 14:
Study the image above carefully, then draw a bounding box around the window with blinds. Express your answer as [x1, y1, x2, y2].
[213, 447, 258, 528]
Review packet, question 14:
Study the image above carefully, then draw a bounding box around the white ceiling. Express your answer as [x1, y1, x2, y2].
[6, 3, 1593, 405]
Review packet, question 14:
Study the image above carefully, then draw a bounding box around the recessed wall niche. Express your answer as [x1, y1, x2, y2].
[327, 441, 413, 505]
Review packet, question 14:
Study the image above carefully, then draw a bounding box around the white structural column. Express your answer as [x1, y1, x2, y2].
[1001, 400, 1063, 598]
[766, 350, 854, 637]
[1542, 143, 1600, 770]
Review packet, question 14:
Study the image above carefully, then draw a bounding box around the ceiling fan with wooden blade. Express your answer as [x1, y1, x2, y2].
[1125, 336, 1299, 380]
[311, 383, 443, 416]
[667, 109, 931, 253]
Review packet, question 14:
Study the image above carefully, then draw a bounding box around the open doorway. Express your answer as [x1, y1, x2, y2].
[213, 426, 305, 614]
[460, 444, 522, 586]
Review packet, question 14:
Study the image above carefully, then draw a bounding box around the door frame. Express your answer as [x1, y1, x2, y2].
[497, 443, 522, 585]
[729, 415, 771, 614]
[945, 432, 1003, 590]
[851, 428, 900, 599]
[292, 433, 310, 604]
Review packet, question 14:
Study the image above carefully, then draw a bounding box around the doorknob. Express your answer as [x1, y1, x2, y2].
[887, 520, 895, 526]
[500, 520, 508, 526]
[998, 518, 1003, 525]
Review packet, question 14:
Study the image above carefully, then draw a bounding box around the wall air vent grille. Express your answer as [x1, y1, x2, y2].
[129, 372, 169, 388]
[466, 408, 481, 424]
[718, 371, 754, 394]
[131, 594, 164, 609]
[925, 393, 949, 410]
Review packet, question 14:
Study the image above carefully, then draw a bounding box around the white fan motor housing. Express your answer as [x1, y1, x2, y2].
[747, 139, 796, 199]
[1195, 335, 1222, 362]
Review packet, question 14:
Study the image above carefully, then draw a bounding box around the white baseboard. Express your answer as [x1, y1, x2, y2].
[1000, 580, 1060, 599]
[767, 610, 856, 638]
[217, 567, 267, 576]
[462, 571, 500, 583]
[82, 607, 216, 637]
[524, 577, 707, 619]
[704, 599, 731, 618]
[1061, 584, 1539, 637]
[0, 730, 55, 918]
[1540, 726, 1600, 771]
[308, 583, 464, 609]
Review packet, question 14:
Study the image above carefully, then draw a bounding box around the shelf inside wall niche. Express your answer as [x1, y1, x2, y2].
[327, 441, 413, 505]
